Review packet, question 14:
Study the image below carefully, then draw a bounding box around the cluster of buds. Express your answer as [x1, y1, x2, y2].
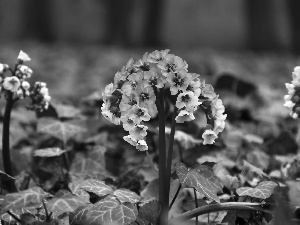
[101, 50, 226, 150]
[284, 66, 300, 119]
[0, 51, 51, 111]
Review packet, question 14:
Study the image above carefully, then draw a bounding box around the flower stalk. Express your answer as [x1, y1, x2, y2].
[2, 92, 17, 192]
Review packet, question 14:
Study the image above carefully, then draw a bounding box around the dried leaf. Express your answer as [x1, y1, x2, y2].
[175, 162, 223, 203]
[236, 181, 277, 199]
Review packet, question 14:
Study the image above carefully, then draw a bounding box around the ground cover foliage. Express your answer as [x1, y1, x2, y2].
[0, 46, 300, 225]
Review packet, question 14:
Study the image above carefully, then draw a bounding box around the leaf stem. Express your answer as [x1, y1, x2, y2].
[171, 202, 272, 223]
[193, 188, 198, 225]
[169, 183, 181, 210]
[2, 91, 17, 192]
[6, 211, 22, 223]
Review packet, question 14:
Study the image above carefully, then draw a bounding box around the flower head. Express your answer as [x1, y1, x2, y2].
[3, 76, 20, 92]
[17, 50, 31, 62]
[202, 129, 218, 145]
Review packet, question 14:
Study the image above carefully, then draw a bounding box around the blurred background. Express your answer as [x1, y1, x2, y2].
[0, 0, 300, 103]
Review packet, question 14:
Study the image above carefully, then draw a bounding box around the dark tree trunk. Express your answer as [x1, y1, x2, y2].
[245, 0, 280, 51]
[143, 0, 164, 47]
[287, 0, 300, 54]
[22, 0, 55, 42]
[104, 0, 132, 46]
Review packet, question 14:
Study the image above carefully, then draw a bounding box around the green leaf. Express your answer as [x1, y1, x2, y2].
[242, 160, 269, 179]
[34, 148, 67, 157]
[69, 196, 138, 225]
[1, 208, 38, 224]
[1, 187, 51, 214]
[236, 181, 277, 199]
[175, 162, 223, 203]
[37, 118, 87, 144]
[137, 200, 160, 225]
[69, 146, 107, 176]
[79, 179, 113, 197]
[113, 189, 141, 204]
[52, 103, 82, 119]
[68, 182, 90, 203]
[46, 190, 88, 216]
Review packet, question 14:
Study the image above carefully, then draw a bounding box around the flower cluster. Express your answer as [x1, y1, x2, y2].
[284, 66, 300, 119]
[101, 50, 226, 150]
[0, 51, 51, 111]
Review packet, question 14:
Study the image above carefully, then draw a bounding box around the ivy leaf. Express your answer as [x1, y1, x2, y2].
[46, 190, 88, 216]
[175, 162, 223, 203]
[1, 187, 51, 214]
[1, 208, 38, 224]
[137, 199, 160, 225]
[113, 189, 141, 203]
[69, 146, 107, 176]
[79, 179, 113, 197]
[242, 160, 269, 179]
[68, 182, 90, 203]
[52, 103, 82, 119]
[37, 118, 87, 144]
[69, 196, 138, 225]
[236, 181, 278, 199]
[34, 148, 67, 157]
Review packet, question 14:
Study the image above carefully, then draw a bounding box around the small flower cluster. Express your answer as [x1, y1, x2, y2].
[284, 66, 300, 119]
[101, 50, 226, 150]
[0, 51, 51, 111]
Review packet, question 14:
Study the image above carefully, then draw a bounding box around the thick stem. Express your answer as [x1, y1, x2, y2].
[171, 202, 271, 223]
[2, 92, 17, 192]
[165, 108, 177, 202]
[155, 88, 168, 225]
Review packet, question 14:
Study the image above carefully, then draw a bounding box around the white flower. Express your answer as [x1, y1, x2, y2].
[175, 109, 195, 123]
[43, 95, 51, 102]
[0, 64, 8, 73]
[202, 129, 218, 145]
[3, 76, 20, 92]
[119, 93, 138, 112]
[16, 89, 24, 99]
[17, 50, 31, 62]
[40, 87, 49, 96]
[128, 105, 151, 124]
[129, 125, 148, 140]
[21, 81, 30, 90]
[284, 100, 295, 109]
[136, 140, 148, 151]
[147, 49, 170, 64]
[101, 102, 121, 125]
[158, 54, 188, 76]
[18, 65, 33, 78]
[121, 115, 136, 131]
[123, 135, 137, 147]
[176, 91, 200, 110]
[166, 70, 192, 95]
[285, 83, 295, 95]
[136, 84, 156, 108]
